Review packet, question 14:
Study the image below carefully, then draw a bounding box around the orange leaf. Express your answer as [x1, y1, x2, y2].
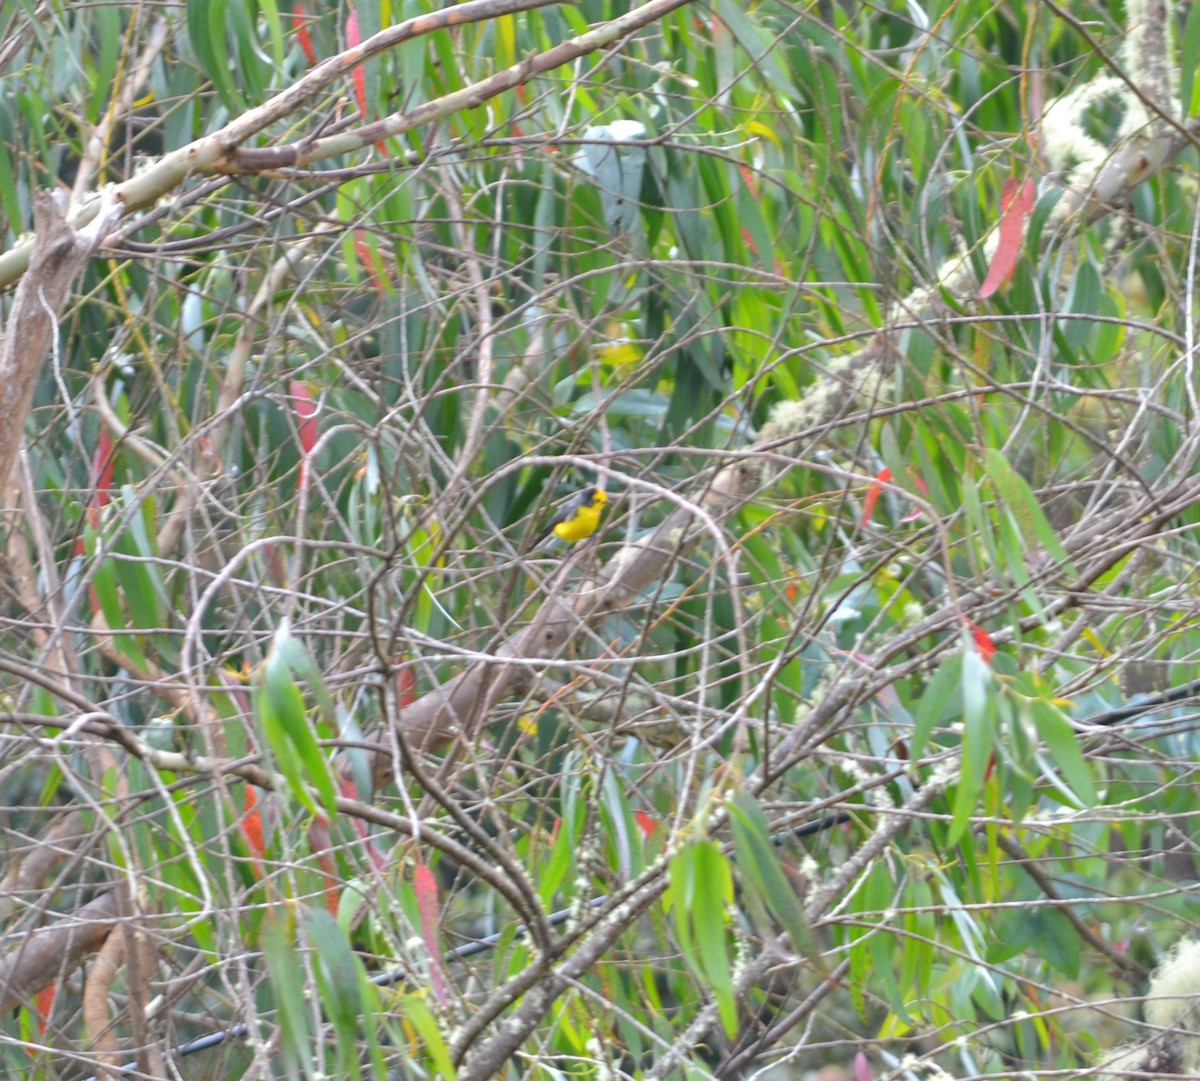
[242, 786, 266, 879]
[353, 229, 391, 293]
[980, 176, 1035, 298]
[291, 5, 317, 66]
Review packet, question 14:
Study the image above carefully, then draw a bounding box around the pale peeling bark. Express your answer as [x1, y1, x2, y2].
[0, 191, 119, 498]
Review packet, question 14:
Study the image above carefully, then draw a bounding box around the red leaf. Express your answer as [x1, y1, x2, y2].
[415, 862, 450, 1004]
[966, 619, 997, 664]
[396, 664, 416, 708]
[90, 426, 115, 516]
[289, 379, 318, 456]
[980, 176, 1035, 298]
[308, 815, 341, 915]
[346, 8, 366, 120]
[35, 983, 56, 1035]
[635, 811, 660, 837]
[336, 775, 386, 870]
[291, 5, 317, 66]
[76, 425, 116, 555]
[860, 467, 893, 527]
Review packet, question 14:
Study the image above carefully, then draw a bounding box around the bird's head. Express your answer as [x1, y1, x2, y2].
[588, 488, 608, 507]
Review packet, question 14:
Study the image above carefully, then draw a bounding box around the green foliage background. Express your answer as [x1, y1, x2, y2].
[2, 0, 1199, 1077]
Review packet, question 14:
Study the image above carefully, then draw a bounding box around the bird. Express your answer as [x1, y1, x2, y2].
[534, 486, 608, 547]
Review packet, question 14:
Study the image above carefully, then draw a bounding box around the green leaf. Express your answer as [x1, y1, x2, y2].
[949, 648, 994, 844]
[692, 839, 736, 1037]
[262, 915, 316, 1081]
[304, 908, 366, 1081]
[89, 3, 122, 122]
[1028, 906, 1081, 978]
[713, 0, 799, 103]
[728, 794, 814, 960]
[961, 463, 1000, 571]
[983, 448, 1073, 572]
[256, 659, 319, 817]
[399, 993, 458, 1080]
[187, 0, 238, 111]
[89, 538, 153, 673]
[111, 505, 161, 634]
[1183, 0, 1200, 116]
[261, 622, 339, 817]
[1029, 699, 1095, 807]
[912, 654, 962, 759]
[667, 845, 696, 959]
[358, 0, 384, 121]
[1060, 259, 1102, 350]
[259, 0, 286, 72]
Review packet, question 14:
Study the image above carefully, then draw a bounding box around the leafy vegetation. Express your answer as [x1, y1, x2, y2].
[2, 0, 1199, 1078]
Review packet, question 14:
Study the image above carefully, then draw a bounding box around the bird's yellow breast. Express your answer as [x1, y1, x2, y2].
[551, 489, 607, 543]
[553, 502, 602, 542]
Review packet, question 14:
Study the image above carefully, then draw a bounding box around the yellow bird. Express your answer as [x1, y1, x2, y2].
[535, 486, 608, 546]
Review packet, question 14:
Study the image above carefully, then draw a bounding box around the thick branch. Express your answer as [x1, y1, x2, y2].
[0, 192, 119, 495]
[0, 890, 121, 1015]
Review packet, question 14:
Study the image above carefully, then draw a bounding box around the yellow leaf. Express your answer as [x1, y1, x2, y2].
[745, 119, 781, 149]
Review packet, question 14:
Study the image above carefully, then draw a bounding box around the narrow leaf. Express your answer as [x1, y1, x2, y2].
[1030, 700, 1095, 806]
[983, 448, 1073, 571]
[347, 8, 366, 119]
[262, 915, 316, 1081]
[728, 794, 815, 961]
[414, 862, 449, 1005]
[290, 379, 318, 456]
[692, 840, 736, 1036]
[980, 176, 1034, 298]
[400, 994, 458, 1080]
[912, 654, 962, 759]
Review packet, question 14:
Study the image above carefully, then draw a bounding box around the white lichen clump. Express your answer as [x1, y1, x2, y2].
[1095, 938, 1200, 1079]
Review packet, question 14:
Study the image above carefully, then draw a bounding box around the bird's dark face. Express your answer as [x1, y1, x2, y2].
[587, 488, 608, 507]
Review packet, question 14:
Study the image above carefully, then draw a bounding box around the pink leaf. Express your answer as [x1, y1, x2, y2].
[86, 425, 116, 529]
[346, 8, 366, 119]
[415, 863, 450, 1004]
[980, 176, 1035, 298]
[289, 379, 318, 456]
